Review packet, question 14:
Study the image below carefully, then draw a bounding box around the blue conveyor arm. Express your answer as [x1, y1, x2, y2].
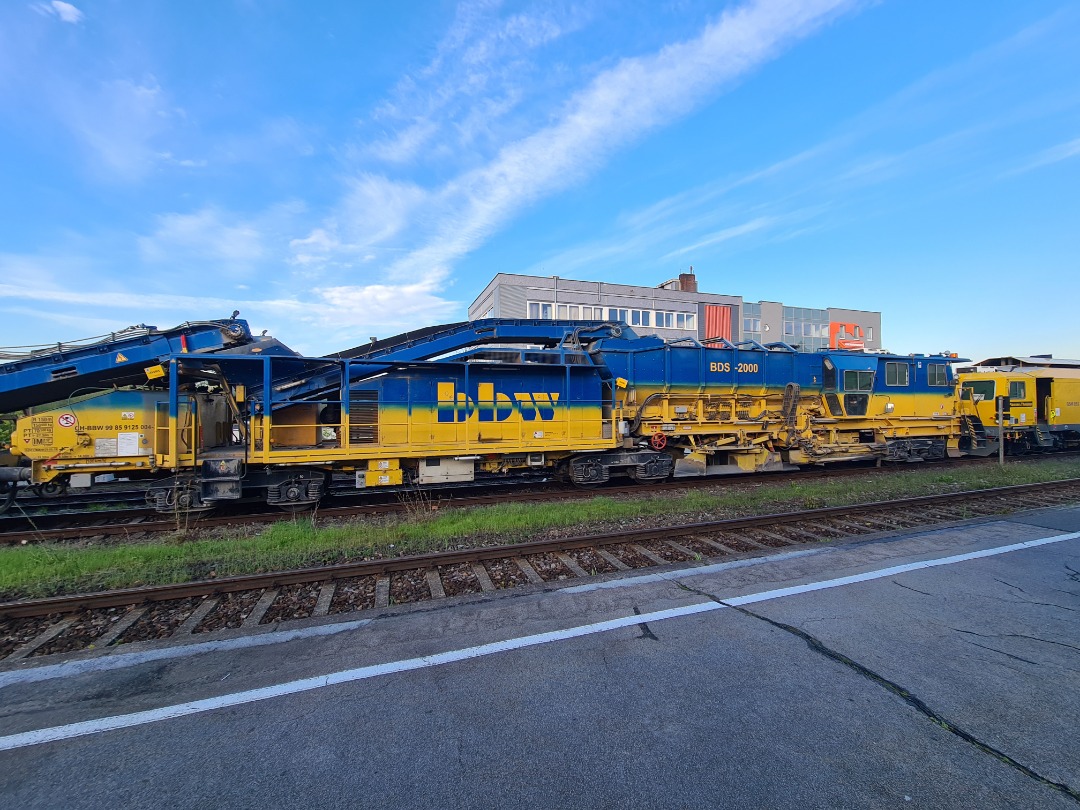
[0, 318, 253, 412]
[257, 319, 630, 407]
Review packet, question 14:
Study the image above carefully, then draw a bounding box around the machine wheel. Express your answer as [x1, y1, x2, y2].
[649, 433, 668, 451]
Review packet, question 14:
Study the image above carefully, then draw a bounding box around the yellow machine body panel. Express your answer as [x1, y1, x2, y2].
[12, 390, 162, 482]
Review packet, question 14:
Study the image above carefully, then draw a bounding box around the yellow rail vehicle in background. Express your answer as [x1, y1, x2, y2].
[958, 359, 1080, 453]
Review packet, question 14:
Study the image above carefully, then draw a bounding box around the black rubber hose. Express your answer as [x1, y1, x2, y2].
[0, 482, 16, 515]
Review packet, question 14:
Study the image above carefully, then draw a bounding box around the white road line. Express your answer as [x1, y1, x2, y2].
[1, 530, 1076, 752]
[0, 619, 372, 690]
[0, 546, 823, 690]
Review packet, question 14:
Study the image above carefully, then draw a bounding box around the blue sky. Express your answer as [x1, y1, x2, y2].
[0, 0, 1077, 359]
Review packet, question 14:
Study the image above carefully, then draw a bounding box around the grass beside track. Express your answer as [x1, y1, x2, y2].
[2, 460, 1080, 600]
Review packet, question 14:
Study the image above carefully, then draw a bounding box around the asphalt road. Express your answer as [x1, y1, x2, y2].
[2, 507, 1078, 809]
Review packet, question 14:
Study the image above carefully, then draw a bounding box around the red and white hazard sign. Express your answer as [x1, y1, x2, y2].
[58, 414, 77, 428]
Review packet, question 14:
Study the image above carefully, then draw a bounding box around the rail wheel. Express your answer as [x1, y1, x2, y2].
[33, 480, 69, 498]
[649, 433, 668, 451]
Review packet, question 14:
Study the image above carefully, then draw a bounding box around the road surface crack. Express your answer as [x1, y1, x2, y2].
[954, 629, 1080, 655]
[959, 638, 1041, 666]
[675, 580, 1080, 804]
[893, 580, 933, 596]
[633, 606, 659, 641]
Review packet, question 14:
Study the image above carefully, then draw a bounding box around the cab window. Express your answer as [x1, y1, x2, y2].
[1009, 381, 1026, 400]
[928, 364, 949, 386]
[844, 370, 874, 391]
[962, 381, 995, 402]
[823, 358, 837, 390]
[885, 362, 909, 386]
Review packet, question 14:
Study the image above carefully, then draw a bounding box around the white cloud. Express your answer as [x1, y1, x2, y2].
[289, 228, 340, 266]
[370, 0, 858, 281]
[0, 267, 459, 355]
[313, 278, 460, 331]
[33, 1, 83, 24]
[215, 117, 316, 163]
[661, 217, 775, 260]
[1004, 136, 1080, 177]
[53, 76, 180, 182]
[157, 152, 208, 168]
[366, 2, 588, 165]
[139, 208, 266, 266]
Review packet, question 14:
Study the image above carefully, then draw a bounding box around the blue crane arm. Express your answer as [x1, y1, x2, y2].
[0, 318, 254, 412]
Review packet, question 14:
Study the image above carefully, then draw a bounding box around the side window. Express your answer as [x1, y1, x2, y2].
[1009, 381, 1026, 400]
[928, 364, 949, 386]
[885, 362, 909, 386]
[844, 370, 874, 391]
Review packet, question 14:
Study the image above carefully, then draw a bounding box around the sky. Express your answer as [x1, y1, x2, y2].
[0, 0, 1077, 360]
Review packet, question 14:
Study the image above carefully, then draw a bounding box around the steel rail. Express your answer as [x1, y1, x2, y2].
[2, 478, 1077, 619]
[3, 454, 1066, 545]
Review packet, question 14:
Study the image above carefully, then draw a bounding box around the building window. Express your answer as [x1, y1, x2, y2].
[1009, 381, 1026, 400]
[527, 302, 552, 319]
[557, 304, 568, 319]
[607, 308, 628, 323]
[569, 305, 579, 319]
[641, 310, 651, 327]
[867, 326, 873, 342]
[885, 362, 909, 386]
[844, 370, 874, 391]
[928, 364, 948, 386]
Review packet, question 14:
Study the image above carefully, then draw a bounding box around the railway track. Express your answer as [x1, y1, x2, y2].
[3, 454, 1075, 545]
[2, 478, 1078, 662]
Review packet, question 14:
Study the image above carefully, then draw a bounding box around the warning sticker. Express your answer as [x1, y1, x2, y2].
[58, 413, 77, 428]
[115, 352, 128, 363]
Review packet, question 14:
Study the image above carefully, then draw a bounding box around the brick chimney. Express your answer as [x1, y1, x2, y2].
[678, 268, 697, 293]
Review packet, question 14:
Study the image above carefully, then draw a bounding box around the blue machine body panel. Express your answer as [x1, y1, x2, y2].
[592, 333, 961, 396]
